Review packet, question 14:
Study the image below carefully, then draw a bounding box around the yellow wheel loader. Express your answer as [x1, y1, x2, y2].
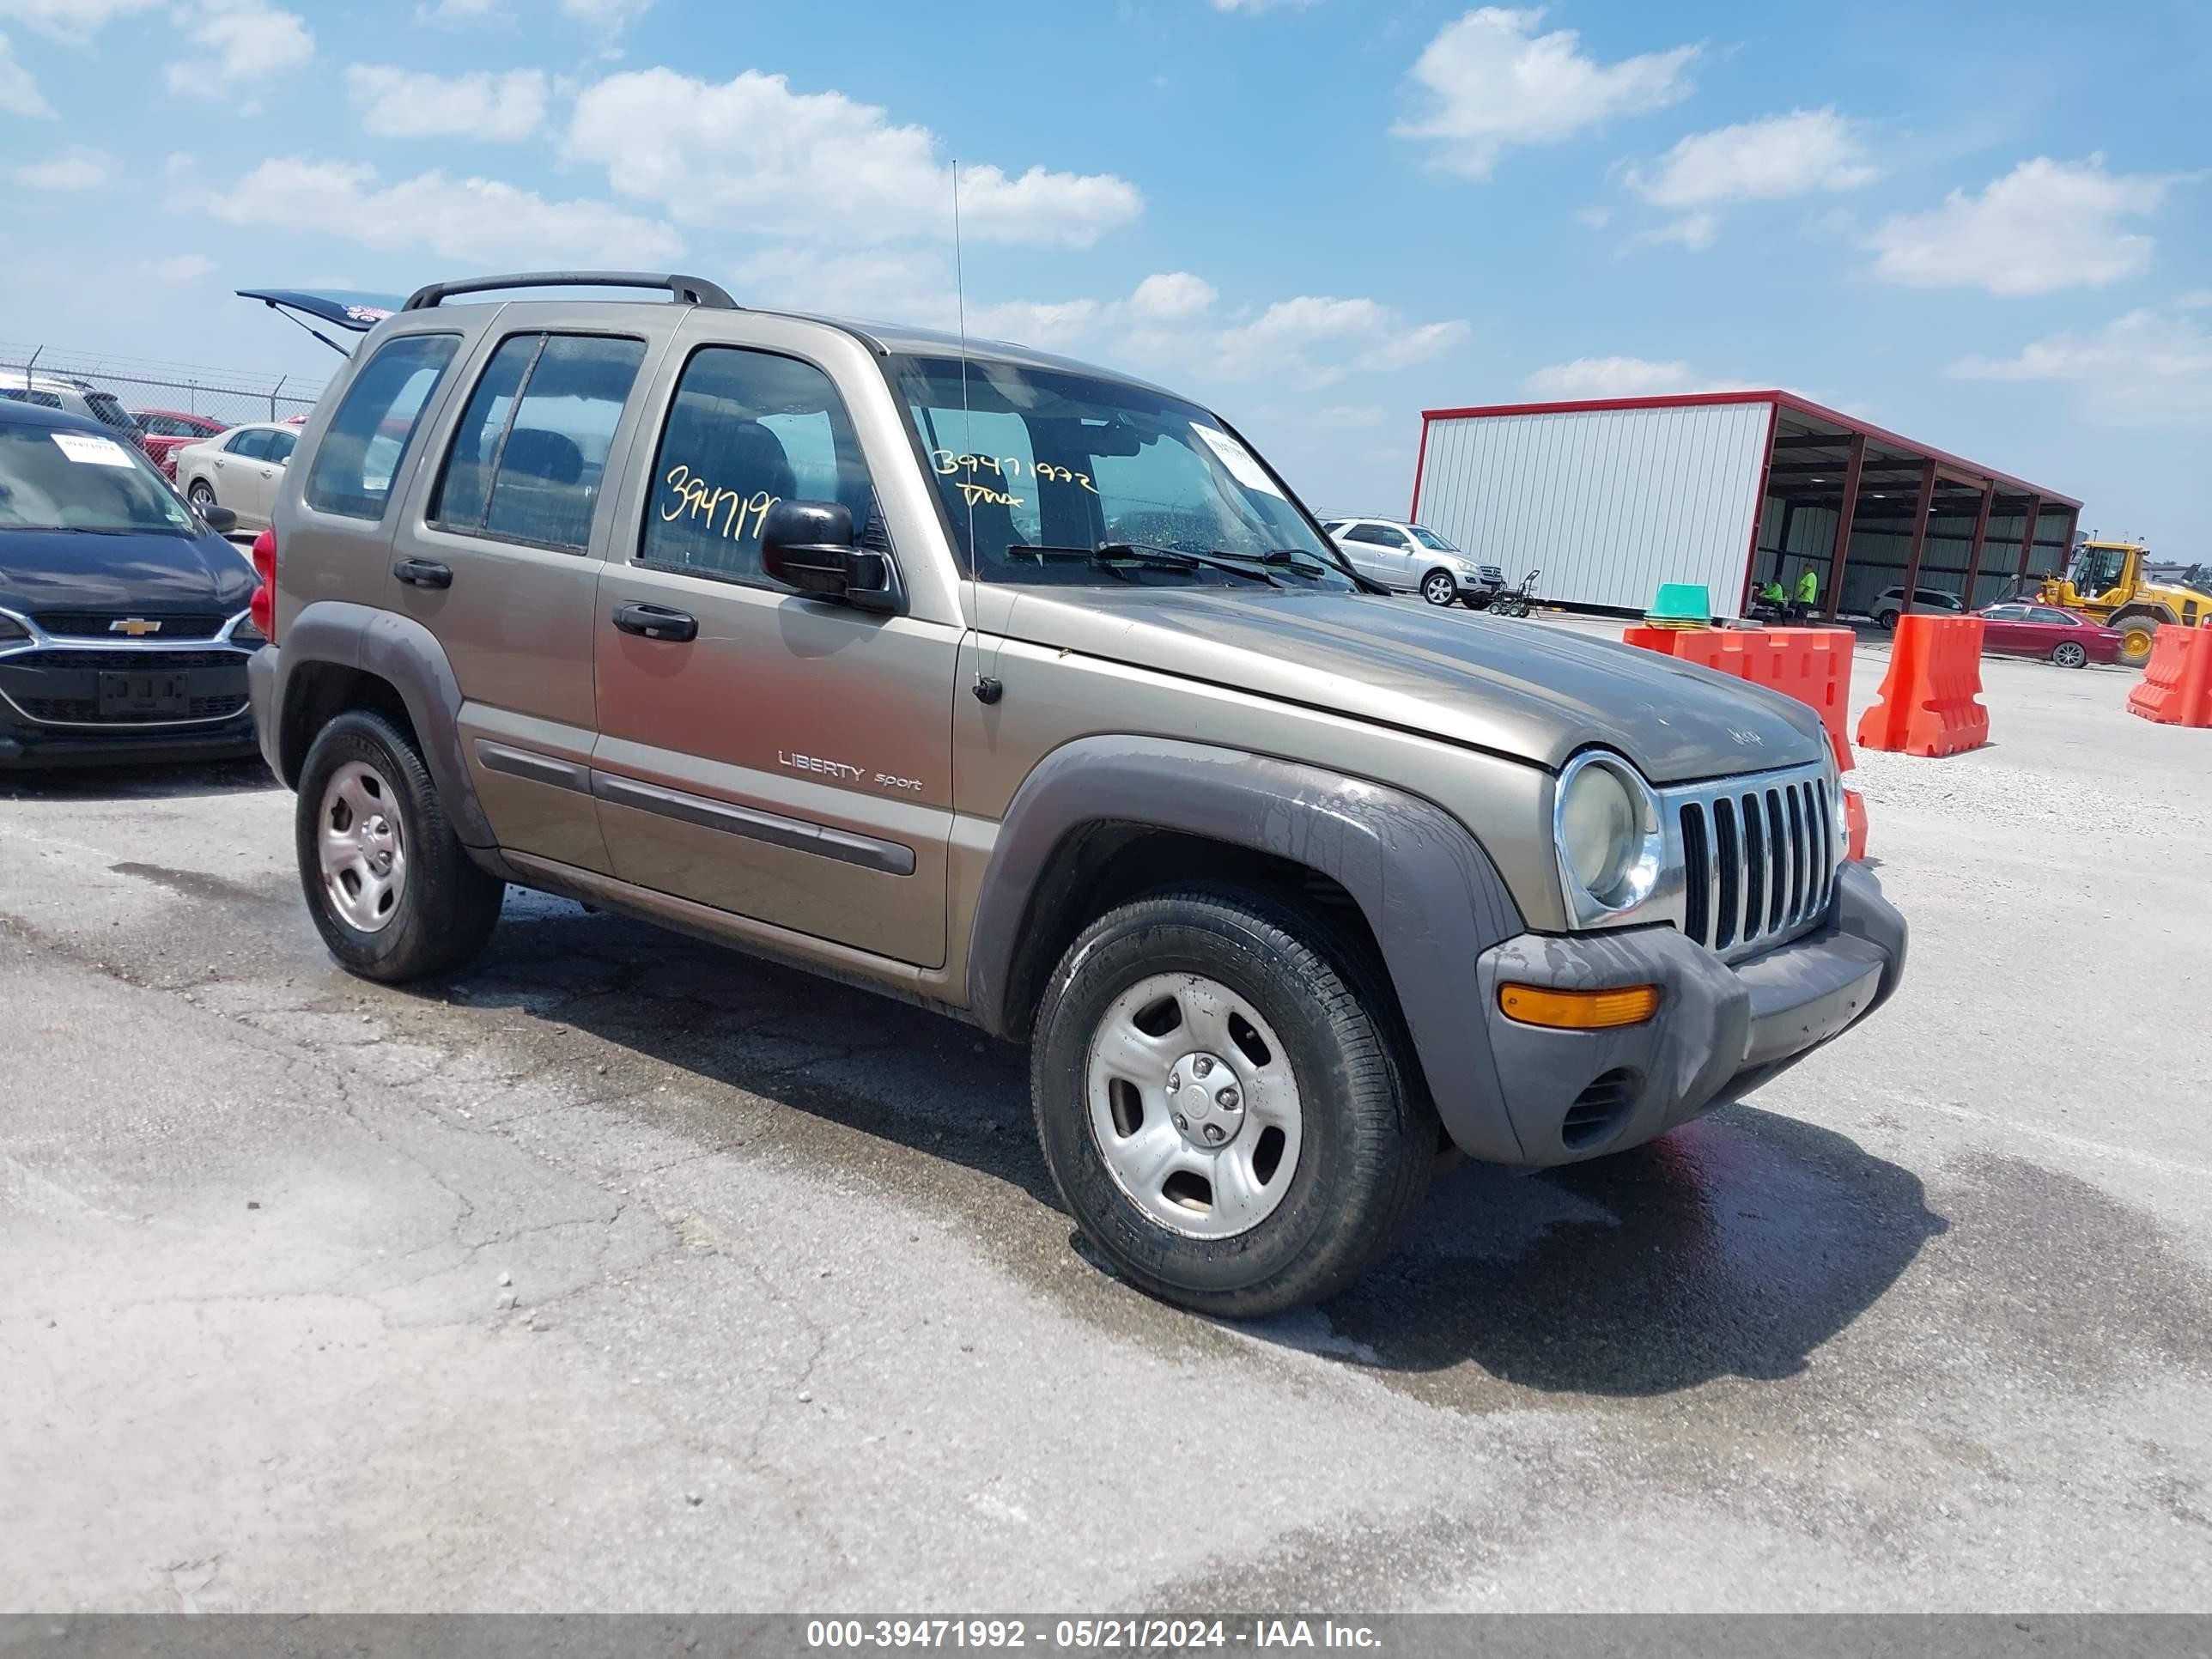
[2038, 540, 2211, 668]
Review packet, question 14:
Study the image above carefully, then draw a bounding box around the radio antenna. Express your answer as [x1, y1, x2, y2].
[954, 158, 1004, 705]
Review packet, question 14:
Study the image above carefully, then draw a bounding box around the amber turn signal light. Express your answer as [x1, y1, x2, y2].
[1498, 982, 1660, 1030]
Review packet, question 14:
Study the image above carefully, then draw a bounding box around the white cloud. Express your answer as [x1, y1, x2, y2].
[1631, 211, 1717, 251]
[1194, 295, 1472, 386]
[561, 0, 649, 27]
[13, 149, 109, 189]
[1395, 6, 1696, 180]
[0, 29, 52, 115]
[198, 156, 683, 266]
[164, 0, 313, 100]
[1630, 107, 1874, 207]
[346, 64, 549, 140]
[1522, 356, 1741, 398]
[1210, 0, 1317, 10]
[568, 69, 1142, 248]
[2175, 289, 2212, 310]
[0, 0, 160, 44]
[1867, 156, 2178, 295]
[1948, 307, 2212, 422]
[1128, 271, 1219, 322]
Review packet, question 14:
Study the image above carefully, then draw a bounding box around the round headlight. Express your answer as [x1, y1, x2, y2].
[1559, 761, 1642, 904]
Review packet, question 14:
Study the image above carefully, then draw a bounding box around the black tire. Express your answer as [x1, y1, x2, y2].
[295, 709, 502, 982]
[1030, 889, 1433, 1317]
[2110, 613, 2162, 669]
[1419, 570, 1456, 606]
[187, 481, 216, 509]
[2051, 641, 2088, 669]
[1460, 593, 1488, 611]
[1876, 608, 1900, 630]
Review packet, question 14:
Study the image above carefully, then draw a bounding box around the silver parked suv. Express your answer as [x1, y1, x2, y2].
[1322, 514, 1503, 606]
[248, 271, 1906, 1316]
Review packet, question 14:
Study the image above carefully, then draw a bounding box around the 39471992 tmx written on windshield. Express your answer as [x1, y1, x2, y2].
[890, 356, 1355, 589]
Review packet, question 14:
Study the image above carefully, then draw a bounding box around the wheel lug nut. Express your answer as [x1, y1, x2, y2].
[1202, 1124, 1224, 1144]
[1172, 1114, 1188, 1132]
[1167, 1072, 1180, 1093]
[1216, 1086, 1239, 1110]
[1194, 1057, 1213, 1078]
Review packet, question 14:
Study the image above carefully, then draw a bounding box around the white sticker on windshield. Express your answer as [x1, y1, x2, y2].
[1191, 424, 1285, 498]
[50, 432, 137, 468]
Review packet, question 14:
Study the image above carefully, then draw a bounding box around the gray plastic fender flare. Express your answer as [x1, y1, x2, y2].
[273, 599, 496, 848]
[964, 735, 1533, 1163]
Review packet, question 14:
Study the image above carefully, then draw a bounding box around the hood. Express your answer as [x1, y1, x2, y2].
[0, 526, 257, 621]
[992, 586, 1827, 785]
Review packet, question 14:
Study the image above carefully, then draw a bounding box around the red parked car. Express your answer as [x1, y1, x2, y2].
[131, 409, 228, 480]
[1975, 602, 2123, 668]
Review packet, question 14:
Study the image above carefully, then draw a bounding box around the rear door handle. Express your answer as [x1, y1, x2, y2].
[611, 602, 697, 642]
[392, 557, 453, 589]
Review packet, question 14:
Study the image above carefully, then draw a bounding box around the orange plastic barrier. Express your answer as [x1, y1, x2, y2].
[1843, 787, 1869, 861]
[2127, 623, 2212, 727]
[1855, 614, 1989, 757]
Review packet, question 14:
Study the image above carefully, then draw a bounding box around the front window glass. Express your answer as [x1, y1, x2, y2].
[892, 355, 1352, 591]
[305, 333, 461, 521]
[0, 424, 196, 534]
[639, 345, 878, 585]
[1409, 525, 1459, 552]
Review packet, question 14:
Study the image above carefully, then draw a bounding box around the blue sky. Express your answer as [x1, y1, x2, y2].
[3, 0, 2206, 544]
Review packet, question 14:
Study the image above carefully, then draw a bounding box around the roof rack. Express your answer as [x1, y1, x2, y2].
[401, 271, 740, 313]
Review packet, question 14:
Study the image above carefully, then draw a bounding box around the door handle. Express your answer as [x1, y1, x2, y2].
[392, 556, 453, 589]
[611, 602, 697, 642]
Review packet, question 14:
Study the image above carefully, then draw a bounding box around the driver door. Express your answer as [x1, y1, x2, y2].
[589, 326, 959, 969]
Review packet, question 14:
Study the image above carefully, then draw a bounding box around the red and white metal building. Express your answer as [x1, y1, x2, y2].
[1408, 391, 2083, 622]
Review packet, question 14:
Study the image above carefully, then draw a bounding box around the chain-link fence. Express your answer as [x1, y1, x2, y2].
[0, 342, 326, 430]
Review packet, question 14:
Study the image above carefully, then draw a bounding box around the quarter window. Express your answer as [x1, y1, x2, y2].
[432, 332, 647, 553]
[304, 332, 461, 521]
[639, 346, 877, 584]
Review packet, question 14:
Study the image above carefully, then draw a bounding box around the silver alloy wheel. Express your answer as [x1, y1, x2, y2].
[1085, 972, 1304, 1240]
[2053, 641, 2087, 668]
[188, 482, 216, 507]
[1422, 572, 1455, 605]
[318, 760, 407, 933]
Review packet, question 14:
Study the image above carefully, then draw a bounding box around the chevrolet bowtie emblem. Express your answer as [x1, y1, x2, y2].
[109, 618, 162, 636]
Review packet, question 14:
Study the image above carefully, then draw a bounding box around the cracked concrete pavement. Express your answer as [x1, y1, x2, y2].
[1, 632, 2209, 1612]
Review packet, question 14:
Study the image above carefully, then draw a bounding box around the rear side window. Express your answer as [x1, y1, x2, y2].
[431, 332, 646, 553]
[267, 429, 297, 465]
[638, 345, 876, 585]
[305, 333, 461, 521]
[1345, 523, 1406, 548]
[228, 428, 273, 459]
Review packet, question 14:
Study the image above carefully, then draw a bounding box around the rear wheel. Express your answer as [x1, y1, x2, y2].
[1420, 570, 1456, 606]
[2111, 613, 2162, 668]
[1876, 608, 1901, 630]
[1030, 890, 1432, 1317]
[295, 710, 503, 982]
[2051, 640, 2089, 669]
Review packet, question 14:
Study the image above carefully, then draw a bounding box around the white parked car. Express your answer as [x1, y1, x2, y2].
[1320, 515, 1504, 607]
[172, 421, 300, 533]
[1866, 585, 1966, 629]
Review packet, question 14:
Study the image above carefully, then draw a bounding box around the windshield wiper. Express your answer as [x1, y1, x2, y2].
[1008, 543, 1282, 586]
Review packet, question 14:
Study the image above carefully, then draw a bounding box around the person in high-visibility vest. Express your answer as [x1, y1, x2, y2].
[1794, 563, 1820, 618]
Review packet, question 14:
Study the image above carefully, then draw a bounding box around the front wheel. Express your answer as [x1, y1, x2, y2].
[295, 710, 504, 982]
[187, 481, 216, 510]
[1420, 571, 1456, 606]
[2051, 641, 2089, 669]
[2111, 615, 2160, 668]
[1031, 890, 1432, 1317]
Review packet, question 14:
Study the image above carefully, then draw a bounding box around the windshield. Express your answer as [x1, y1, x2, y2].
[0, 424, 197, 533]
[890, 355, 1354, 591]
[1409, 526, 1459, 552]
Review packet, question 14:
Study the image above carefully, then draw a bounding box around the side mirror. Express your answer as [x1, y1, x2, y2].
[199, 504, 239, 533]
[760, 500, 896, 612]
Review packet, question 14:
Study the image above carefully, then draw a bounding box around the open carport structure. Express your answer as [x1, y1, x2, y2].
[1410, 391, 2083, 622]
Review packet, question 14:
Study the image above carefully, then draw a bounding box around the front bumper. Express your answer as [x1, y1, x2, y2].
[0, 645, 260, 770]
[1450, 861, 1905, 1165]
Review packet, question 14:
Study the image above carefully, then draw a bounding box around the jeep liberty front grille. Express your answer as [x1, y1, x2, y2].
[1667, 761, 1838, 963]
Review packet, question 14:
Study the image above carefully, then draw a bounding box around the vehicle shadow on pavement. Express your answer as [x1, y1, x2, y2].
[452, 899, 1944, 1396]
[0, 757, 275, 802]
[1308, 1112, 1948, 1396]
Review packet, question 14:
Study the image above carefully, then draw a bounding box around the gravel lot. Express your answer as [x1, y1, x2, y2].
[3, 618, 2208, 1613]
